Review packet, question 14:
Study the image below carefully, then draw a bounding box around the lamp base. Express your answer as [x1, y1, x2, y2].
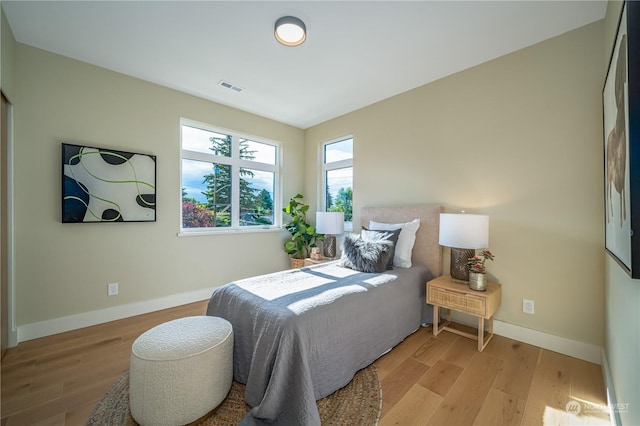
[450, 247, 475, 282]
[324, 235, 337, 258]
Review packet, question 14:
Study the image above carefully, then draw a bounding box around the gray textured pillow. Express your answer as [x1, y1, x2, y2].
[340, 233, 394, 273]
[361, 227, 401, 270]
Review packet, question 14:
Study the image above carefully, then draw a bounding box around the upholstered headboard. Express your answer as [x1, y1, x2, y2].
[360, 205, 443, 277]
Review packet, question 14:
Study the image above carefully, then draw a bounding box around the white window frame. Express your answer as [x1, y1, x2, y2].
[321, 136, 353, 231]
[179, 118, 281, 235]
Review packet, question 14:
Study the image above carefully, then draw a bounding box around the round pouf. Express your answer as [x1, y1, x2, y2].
[129, 316, 233, 426]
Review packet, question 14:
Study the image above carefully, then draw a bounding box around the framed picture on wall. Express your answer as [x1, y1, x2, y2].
[62, 143, 157, 223]
[604, 1, 640, 278]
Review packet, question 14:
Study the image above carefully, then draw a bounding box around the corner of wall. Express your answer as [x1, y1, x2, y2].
[1, 6, 16, 99]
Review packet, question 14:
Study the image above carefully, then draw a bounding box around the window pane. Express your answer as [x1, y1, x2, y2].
[181, 158, 232, 228]
[182, 125, 231, 157]
[240, 139, 276, 165]
[324, 138, 353, 164]
[239, 168, 274, 226]
[325, 167, 353, 221]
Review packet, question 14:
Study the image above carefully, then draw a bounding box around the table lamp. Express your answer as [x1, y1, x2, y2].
[439, 213, 489, 282]
[316, 211, 344, 258]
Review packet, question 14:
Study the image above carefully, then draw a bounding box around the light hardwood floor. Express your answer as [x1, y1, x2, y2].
[1, 301, 609, 425]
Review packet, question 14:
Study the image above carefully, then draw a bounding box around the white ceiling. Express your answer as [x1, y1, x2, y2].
[2, 1, 607, 129]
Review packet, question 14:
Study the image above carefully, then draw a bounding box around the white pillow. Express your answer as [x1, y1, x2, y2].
[369, 218, 420, 268]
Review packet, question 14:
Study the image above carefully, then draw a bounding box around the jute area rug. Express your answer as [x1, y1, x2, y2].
[87, 365, 381, 425]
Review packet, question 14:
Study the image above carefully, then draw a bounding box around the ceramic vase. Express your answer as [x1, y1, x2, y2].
[469, 272, 487, 291]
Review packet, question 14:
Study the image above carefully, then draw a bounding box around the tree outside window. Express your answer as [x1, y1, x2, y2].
[181, 123, 277, 230]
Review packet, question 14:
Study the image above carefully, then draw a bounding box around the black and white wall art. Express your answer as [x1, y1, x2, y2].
[62, 143, 156, 223]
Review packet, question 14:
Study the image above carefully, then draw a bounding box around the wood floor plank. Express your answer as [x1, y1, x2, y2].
[411, 329, 457, 367]
[473, 387, 525, 426]
[533, 349, 572, 394]
[520, 352, 573, 425]
[478, 335, 514, 360]
[380, 357, 430, 407]
[417, 359, 463, 397]
[492, 339, 540, 400]
[65, 399, 101, 426]
[5, 356, 138, 425]
[2, 382, 63, 418]
[23, 412, 66, 426]
[379, 400, 393, 420]
[569, 357, 607, 405]
[439, 335, 478, 368]
[375, 327, 431, 377]
[379, 383, 442, 426]
[3, 341, 130, 403]
[426, 351, 503, 426]
[566, 357, 611, 425]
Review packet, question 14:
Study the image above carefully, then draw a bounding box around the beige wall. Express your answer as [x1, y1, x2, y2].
[12, 43, 304, 326]
[603, 2, 640, 424]
[306, 21, 605, 346]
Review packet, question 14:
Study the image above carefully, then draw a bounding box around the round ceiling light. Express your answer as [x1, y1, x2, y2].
[274, 16, 306, 46]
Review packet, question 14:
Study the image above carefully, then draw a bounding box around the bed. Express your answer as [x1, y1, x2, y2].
[206, 205, 443, 425]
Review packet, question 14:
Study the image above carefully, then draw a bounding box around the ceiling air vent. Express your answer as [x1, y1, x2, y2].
[218, 80, 243, 93]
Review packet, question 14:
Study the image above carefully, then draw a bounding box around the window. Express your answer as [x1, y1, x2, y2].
[180, 120, 279, 231]
[322, 137, 353, 227]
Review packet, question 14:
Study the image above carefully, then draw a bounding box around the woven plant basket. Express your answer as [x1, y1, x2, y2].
[290, 257, 306, 269]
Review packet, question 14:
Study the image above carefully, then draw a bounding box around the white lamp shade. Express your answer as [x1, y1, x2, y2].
[316, 211, 344, 234]
[439, 213, 489, 249]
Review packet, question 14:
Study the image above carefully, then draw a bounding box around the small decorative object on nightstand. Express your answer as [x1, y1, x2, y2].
[427, 275, 501, 352]
[466, 250, 495, 291]
[310, 247, 322, 261]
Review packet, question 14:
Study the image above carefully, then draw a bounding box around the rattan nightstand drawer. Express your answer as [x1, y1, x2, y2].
[427, 286, 486, 316]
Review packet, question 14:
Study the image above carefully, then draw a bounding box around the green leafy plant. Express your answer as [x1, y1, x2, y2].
[283, 194, 324, 259]
[467, 250, 495, 274]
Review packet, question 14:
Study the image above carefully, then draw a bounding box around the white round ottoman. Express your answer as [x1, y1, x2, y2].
[129, 316, 233, 426]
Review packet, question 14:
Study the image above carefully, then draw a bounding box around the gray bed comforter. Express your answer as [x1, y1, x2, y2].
[206, 261, 432, 425]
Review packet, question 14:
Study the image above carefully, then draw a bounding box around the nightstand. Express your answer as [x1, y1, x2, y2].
[426, 275, 501, 352]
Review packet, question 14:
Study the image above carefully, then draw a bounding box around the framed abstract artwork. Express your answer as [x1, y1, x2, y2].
[604, 1, 640, 278]
[62, 143, 156, 223]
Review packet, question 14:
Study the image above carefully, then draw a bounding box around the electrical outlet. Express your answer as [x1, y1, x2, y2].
[108, 283, 119, 296]
[523, 298, 534, 314]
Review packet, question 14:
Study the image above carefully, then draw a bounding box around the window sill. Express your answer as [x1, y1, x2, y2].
[178, 226, 283, 237]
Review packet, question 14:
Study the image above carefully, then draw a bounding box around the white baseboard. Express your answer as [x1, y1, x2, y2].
[600, 347, 620, 426]
[16, 287, 216, 343]
[447, 312, 602, 364]
[493, 320, 602, 364]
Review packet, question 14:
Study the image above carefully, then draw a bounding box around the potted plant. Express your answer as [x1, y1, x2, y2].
[283, 194, 324, 268]
[467, 250, 495, 291]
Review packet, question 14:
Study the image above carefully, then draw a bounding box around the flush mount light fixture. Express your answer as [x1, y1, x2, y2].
[274, 16, 306, 46]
